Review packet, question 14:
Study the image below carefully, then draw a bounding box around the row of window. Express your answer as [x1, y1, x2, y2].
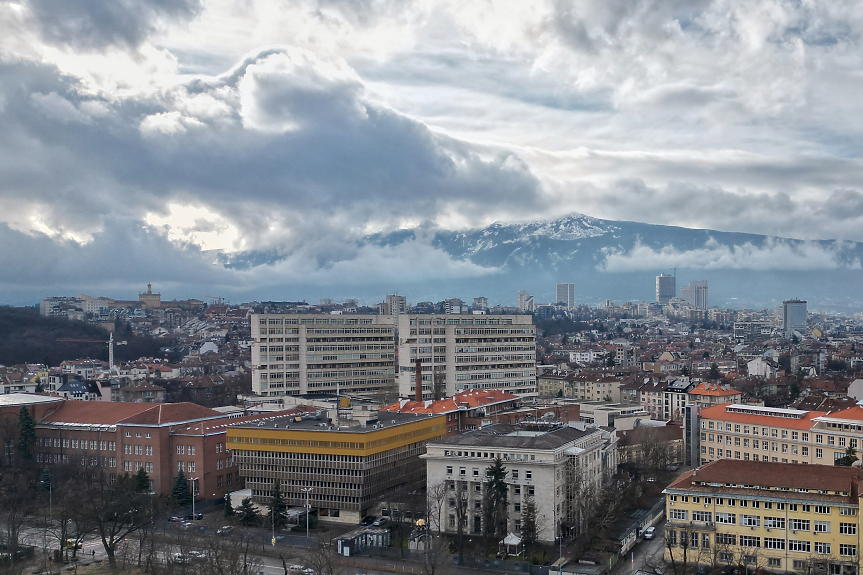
[670, 495, 855, 514]
[670, 531, 857, 556]
[703, 422, 859, 448]
[40, 438, 117, 451]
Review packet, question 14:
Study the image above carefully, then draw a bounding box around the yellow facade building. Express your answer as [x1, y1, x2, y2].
[227, 410, 445, 522]
[665, 460, 863, 574]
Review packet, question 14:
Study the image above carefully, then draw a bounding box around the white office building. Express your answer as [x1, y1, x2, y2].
[251, 314, 395, 396]
[397, 314, 537, 399]
[556, 283, 575, 309]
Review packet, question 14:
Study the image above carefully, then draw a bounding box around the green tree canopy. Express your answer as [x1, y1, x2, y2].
[134, 468, 150, 493]
[237, 497, 260, 526]
[17, 406, 37, 461]
[171, 470, 192, 507]
[267, 480, 288, 531]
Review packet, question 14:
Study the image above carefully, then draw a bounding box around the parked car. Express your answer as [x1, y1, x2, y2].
[185, 513, 203, 520]
[173, 553, 190, 564]
[62, 538, 82, 550]
[359, 516, 376, 526]
[169, 516, 184, 523]
[643, 526, 656, 540]
[372, 517, 389, 527]
[217, 526, 234, 536]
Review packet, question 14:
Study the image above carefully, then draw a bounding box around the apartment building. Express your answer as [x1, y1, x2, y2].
[423, 423, 611, 542]
[397, 314, 536, 399]
[227, 411, 445, 523]
[664, 459, 863, 574]
[251, 314, 395, 397]
[692, 403, 863, 467]
[688, 383, 743, 410]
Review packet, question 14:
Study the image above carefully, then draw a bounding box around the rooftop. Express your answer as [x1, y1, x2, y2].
[0, 393, 64, 407]
[381, 389, 519, 415]
[429, 423, 597, 450]
[700, 403, 825, 430]
[231, 410, 439, 433]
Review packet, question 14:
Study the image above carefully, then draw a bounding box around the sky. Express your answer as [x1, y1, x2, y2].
[1, 0, 863, 305]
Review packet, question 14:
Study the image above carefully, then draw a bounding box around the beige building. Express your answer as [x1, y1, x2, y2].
[397, 314, 536, 399]
[695, 403, 863, 467]
[251, 314, 395, 397]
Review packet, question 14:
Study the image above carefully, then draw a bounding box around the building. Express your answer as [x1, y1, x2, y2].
[227, 410, 445, 523]
[664, 378, 697, 421]
[138, 283, 161, 309]
[784, 300, 808, 339]
[517, 291, 534, 313]
[572, 401, 650, 430]
[397, 314, 536, 399]
[687, 383, 743, 410]
[251, 314, 395, 397]
[423, 423, 613, 542]
[656, 274, 676, 305]
[556, 283, 575, 309]
[381, 389, 522, 436]
[680, 281, 708, 310]
[379, 295, 407, 316]
[472, 297, 489, 312]
[664, 459, 863, 574]
[734, 320, 774, 344]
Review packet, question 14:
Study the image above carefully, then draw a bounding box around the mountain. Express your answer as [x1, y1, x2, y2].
[365, 213, 863, 310]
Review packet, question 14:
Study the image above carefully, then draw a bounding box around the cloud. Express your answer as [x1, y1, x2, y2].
[600, 238, 861, 272]
[23, 0, 203, 50]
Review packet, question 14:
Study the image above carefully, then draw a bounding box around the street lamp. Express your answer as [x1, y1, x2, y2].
[302, 488, 313, 537]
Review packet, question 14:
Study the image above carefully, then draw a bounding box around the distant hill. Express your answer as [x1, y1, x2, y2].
[0, 307, 163, 367]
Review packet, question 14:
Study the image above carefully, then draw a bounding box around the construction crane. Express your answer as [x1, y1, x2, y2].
[56, 333, 127, 373]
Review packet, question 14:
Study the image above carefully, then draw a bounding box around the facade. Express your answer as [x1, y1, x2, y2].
[517, 291, 534, 313]
[251, 314, 395, 397]
[397, 314, 536, 399]
[472, 297, 489, 312]
[691, 403, 863, 467]
[380, 295, 407, 316]
[664, 459, 863, 574]
[556, 283, 575, 309]
[784, 300, 809, 338]
[381, 389, 522, 436]
[138, 283, 162, 309]
[734, 320, 774, 344]
[681, 281, 709, 310]
[656, 274, 676, 305]
[664, 378, 697, 421]
[688, 383, 743, 410]
[423, 423, 613, 542]
[227, 411, 445, 523]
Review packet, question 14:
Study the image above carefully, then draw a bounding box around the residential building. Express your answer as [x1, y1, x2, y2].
[472, 297, 489, 312]
[617, 424, 684, 468]
[734, 320, 774, 345]
[687, 383, 743, 410]
[397, 314, 536, 399]
[664, 378, 697, 421]
[656, 274, 676, 305]
[517, 291, 534, 313]
[380, 295, 407, 316]
[251, 314, 395, 397]
[556, 283, 575, 309]
[423, 423, 613, 542]
[227, 410, 445, 523]
[784, 300, 808, 339]
[680, 281, 708, 310]
[664, 459, 863, 574]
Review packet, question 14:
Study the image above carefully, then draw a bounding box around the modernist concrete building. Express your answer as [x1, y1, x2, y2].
[784, 300, 809, 339]
[251, 314, 395, 397]
[227, 410, 445, 523]
[423, 423, 614, 542]
[656, 274, 676, 305]
[664, 459, 863, 574]
[397, 314, 536, 399]
[556, 283, 575, 309]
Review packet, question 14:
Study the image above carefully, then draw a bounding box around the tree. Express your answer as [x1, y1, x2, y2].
[838, 446, 859, 466]
[681, 365, 690, 377]
[520, 494, 539, 550]
[605, 356, 616, 368]
[452, 480, 470, 558]
[224, 492, 236, 518]
[709, 363, 721, 380]
[16, 406, 36, 462]
[72, 471, 153, 568]
[0, 467, 38, 566]
[133, 468, 150, 493]
[171, 469, 192, 506]
[268, 480, 288, 532]
[237, 497, 260, 526]
[483, 457, 509, 541]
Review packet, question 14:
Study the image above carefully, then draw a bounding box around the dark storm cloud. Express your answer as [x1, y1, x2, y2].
[19, 0, 203, 50]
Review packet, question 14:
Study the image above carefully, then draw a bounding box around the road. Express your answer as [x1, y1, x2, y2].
[613, 521, 666, 575]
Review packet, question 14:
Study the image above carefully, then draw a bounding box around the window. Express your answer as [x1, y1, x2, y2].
[145, 446, 153, 456]
[816, 448, 823, 458]
[740, 536, 760, 548]
[145, 462, 153, 473]
[145, 432, 151, 439]
[816, 434, 823, 444]
[136, 432, 141, 438]
[108, 441, 115, 451]
[513, 485, 521, 495]
[177, 461, 185, 472]
[188, 462, 195, 472]
[527, 486, 534, 496]
[719, 553, 734, 563]
[701, 533, 710, 549]
[840, 522, 857, 535]
[177, 445, 185, 455]
[512, 470, 519, 479]
[670, 509, 688, 521]
[814, 521, 830, 533]
[690, 532, 699, 548]
[217, 476, 223, 488]
[790, 519, 810, 531]
[840, 544, 857, 557]
[789, 540, 811, 553]
[188, 445, 195, 455]
[765, 538, 786, 550]
[814, 505, 831, 514]
[693, 511, 712, 522]
[803, 446, 809, 456]
[459, 467, 466, 476]
[134, 445, 142, 455]
[125, 432, 131, 437]
[525, 471, 532, 480]
[741, 515, 760, 527]
[716, 534, 736, 545]
[764, 516, 785, 529]
[124, 445, 132, 455]
[446, 466, 452, 474]
[767, 558, 781, 568]
[841, 508, 857, 516]
[716, 513, 736, 524]
[667, 530, 677, 546]
[815, 542, 831, 555]
[514, 503, 521, 512]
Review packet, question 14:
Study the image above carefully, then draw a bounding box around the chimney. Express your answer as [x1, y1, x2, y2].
[415, 358, 423, 402]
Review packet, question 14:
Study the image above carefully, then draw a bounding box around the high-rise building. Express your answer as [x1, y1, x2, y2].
[655, 274, 676, 305]
[517, 290, 534, 312]
[783, 299, 808, 338]
[379, 294, 407, 316]
[472, 296, 489, 312]
[556, 282, 575, 309]
[397, 314, 536, 399]
[680, 280, 708, 309]
[251, 314, 395, 396]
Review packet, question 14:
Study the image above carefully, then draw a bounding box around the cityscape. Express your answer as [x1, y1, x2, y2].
[3, 2, 863, 575]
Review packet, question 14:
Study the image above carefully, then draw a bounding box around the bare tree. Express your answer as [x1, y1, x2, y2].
[0, 467, 37, 566]
[301, 539, 343, 575]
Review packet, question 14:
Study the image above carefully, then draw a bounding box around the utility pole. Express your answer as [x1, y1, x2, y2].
[302, 488, 313, 537]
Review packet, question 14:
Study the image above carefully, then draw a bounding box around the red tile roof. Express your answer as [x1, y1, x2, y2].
[381, 389, 519, 415]
[38, 400, 221, 426]
[700, 403, 826, 430]
[688, 383, 741, 397]
[668, 459, 863, 493]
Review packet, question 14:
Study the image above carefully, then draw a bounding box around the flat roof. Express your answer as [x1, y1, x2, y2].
[0, 393, 64, 407]
[231, 411, 439, 433]
[429, 423, 597, 449]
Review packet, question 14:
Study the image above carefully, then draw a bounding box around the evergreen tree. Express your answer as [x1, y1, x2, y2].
[171, 470, 192, 506]
[520, 494, 538, 549]
[839, 446, 859, 467]
[224, 492, 235, 518]
[237, 497, 260, 526]
[267, 480, 288, 532]
[17, 406, 37, 461]
[483, 457, 509, 540]
[709, 363, 721, 380]
[134, 468, 150, 492]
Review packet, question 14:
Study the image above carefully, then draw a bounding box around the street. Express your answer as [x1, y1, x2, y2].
[613, 521, 666, 575]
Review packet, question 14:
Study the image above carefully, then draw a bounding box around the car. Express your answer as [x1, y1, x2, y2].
[185, 513, 203, 520]
[643, 526, 656, 540]
[372, 517, 388, 527]
[181, 521, 194, 529]
[188, 550, 208, 560]
[217, 526, 234, 536]
[359, 516, 376, 526]
[173, 553, 190, 564]
[62, 538, 82, 550]
[169, 516, 184, 523]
